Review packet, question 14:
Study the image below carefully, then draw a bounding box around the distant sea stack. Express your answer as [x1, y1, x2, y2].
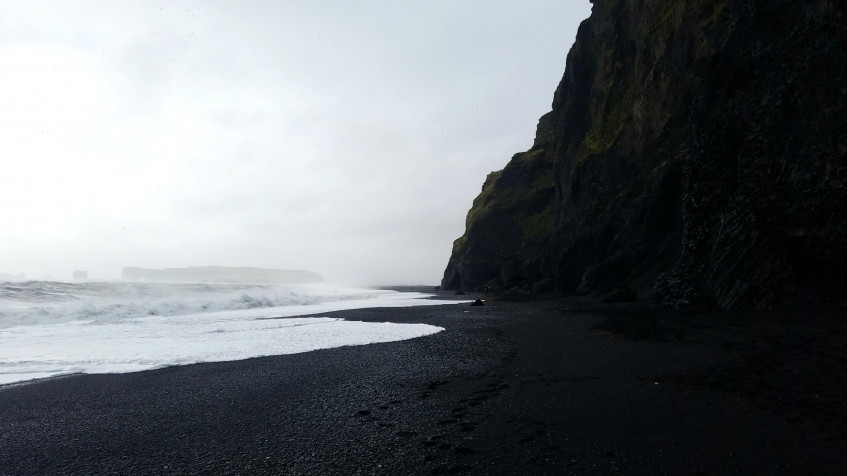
[444, 0, 847, 310]
[122, 266, 323, 284]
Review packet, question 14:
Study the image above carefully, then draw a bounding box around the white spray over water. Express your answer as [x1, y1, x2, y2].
[0, 281, 460, 385]
[0, 281, 390, 328]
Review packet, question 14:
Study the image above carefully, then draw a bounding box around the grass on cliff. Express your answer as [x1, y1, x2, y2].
[575, 0, 721, 168]
[452, 149, 554, 254]
[576, 82, 632, 166]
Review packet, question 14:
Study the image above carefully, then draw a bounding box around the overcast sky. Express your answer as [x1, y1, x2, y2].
[0, 0, 591, 285]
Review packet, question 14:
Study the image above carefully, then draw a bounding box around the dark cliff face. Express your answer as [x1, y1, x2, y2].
[442, 113, 557, 292]
[443, 0, 847, 309]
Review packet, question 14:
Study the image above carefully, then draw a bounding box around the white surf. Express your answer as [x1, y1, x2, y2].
[0, 282, 461, 385]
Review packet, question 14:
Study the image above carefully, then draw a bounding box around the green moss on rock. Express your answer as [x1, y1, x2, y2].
[446, 0, 847, 309]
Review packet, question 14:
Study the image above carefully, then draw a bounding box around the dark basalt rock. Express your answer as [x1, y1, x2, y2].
[601, 288, 638, 304]
[442, 114, 557, 293]
[444, 0, 847, 310]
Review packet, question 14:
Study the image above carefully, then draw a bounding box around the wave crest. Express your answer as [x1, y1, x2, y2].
[0, 281, 384, 328]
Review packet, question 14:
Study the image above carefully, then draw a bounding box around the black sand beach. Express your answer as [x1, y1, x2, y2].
[2, 292, 846, 474]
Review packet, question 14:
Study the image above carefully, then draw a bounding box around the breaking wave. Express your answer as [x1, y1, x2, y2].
[0, 281, 385, 328]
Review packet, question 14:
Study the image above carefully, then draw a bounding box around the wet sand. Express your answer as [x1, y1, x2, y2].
[1, 293, 845, 474]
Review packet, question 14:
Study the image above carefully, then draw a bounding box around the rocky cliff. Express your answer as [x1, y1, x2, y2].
[443, 0, 847, 309]
[442, 112, 557, 292]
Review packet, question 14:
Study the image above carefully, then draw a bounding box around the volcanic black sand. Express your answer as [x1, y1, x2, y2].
[2, 291, 846, 475]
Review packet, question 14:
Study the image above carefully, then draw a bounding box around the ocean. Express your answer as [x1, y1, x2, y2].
[0, 281, 458, 386]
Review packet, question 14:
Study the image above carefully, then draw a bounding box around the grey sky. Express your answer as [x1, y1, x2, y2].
[0, 0, 590, 284]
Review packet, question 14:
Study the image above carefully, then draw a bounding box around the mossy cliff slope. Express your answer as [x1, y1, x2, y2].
[443, 0, 847, 309]
[443, 113, 557, 292]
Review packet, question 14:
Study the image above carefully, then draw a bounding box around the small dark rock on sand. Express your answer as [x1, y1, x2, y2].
[470, 299, 485, 307]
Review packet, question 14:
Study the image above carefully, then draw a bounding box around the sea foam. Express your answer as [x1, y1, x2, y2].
[0, 282, 461, 385]
[0, 281, 392, 328]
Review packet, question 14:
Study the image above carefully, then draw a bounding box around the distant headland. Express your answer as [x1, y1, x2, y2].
[121, 266, 323, 284]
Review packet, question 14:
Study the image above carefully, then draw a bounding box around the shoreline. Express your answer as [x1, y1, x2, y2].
[0, 287, 468, 388]
[0, 371, 88, 389]
[1, 297, 845, 474]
